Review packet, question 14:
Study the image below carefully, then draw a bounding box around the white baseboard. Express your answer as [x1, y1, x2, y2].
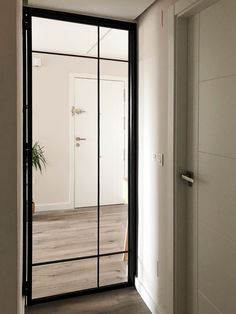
[35, 202, 74, 212]
[135, 277, 163, 314]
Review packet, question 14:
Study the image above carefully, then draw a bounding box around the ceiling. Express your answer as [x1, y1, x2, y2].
[27, 0, 156, 21]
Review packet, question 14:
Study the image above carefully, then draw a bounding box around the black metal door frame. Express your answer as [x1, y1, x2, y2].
[23, 6, 138, 306]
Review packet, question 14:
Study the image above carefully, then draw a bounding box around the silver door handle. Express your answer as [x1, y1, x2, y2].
[181, 171, 194, 187]
[72, 106, 86, 116]
[76, 137, 87, 141]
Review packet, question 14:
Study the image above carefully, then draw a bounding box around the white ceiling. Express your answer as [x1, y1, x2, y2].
[27, 0, 156, 21]
[32, 17, 129, 60]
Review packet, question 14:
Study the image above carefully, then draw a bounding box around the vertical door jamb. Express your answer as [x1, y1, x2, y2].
[168, 1, 220, 314]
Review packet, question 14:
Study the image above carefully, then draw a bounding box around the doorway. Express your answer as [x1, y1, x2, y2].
[169, 0, 236, 313]
[23, 7, 137, 305]
[72, 75, 128, 208]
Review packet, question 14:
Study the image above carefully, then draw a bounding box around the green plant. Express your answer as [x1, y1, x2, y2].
[32, 141, 47, 173]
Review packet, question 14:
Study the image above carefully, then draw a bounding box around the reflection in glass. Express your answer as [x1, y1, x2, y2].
[100, 27, 128, 61]
[99, 254, 128, 287]
[99, 60, 129, 255]
[32, 258, 97, 299]
[32, 55, 98, 263]
[32, 17, 98, 57]
[31, 17, 130, 300]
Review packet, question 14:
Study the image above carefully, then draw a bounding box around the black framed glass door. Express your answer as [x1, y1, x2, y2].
[23, 7, 137, 305]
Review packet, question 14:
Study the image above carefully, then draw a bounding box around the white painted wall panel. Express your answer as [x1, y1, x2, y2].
[199, 222, 236, 313]
[199, 152, 236, 259]
[196, 1, 236, 312]
[199, 76, 236, 158]
[200, 0, 236, 81]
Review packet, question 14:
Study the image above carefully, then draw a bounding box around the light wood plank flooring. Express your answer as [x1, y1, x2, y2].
[27, 288, 151, 314]
[32, 205, 128, 299]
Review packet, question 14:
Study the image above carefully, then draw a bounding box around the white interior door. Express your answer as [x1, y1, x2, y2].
[186, 1, 236, 313]
[74, 76, 126, 208]
[100, 79, 125, 206]
[74, 77, 98, 208]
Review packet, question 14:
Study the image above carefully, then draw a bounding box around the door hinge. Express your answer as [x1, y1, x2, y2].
[123, 88, 126, 103]
[22, 281, 30, 296]
[23, 20, 28, 30]
[23, 17, 30, 31]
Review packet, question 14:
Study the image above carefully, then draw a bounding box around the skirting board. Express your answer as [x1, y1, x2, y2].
[35, 202, 124, 212]
[35, 202, 74, 212]
[135, 277, 163, 314]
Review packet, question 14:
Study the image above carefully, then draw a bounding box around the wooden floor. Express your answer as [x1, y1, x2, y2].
[32, 205, 128, 299]
[27, 288, 151, 314]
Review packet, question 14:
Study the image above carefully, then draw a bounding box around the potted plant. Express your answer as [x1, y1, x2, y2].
[32, 141, 47, 214]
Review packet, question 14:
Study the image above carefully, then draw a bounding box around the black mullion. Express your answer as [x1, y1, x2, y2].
[27, 15, 33, 303]
[23, 6, 135, 30]
[128, 31, 131, 285]
[30, 282, 131, 306]
[32, 250, 129, 267]
[22, 12, 27, 297]
[97, 26, 101, 289]
[32, 50, 129, 63]
[128, 26, 138, 284]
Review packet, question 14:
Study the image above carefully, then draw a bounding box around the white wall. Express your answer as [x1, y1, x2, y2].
[0, 1, 24, 313]
[136, 1, 175, 313]
[33, 53, 128, 211]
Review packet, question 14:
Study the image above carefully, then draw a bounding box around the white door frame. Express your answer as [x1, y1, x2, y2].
[167, 0, 220, 313]
[69, 73, 128, 209]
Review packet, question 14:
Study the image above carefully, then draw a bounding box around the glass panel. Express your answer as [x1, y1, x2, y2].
[100, 27, 128, 61]
[99, 254, 128, 287]
[32, 258, 97, 299]
[32, 17, 98, 57]
[32, 55, 98, 263]
[99, 60, 129, 255]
